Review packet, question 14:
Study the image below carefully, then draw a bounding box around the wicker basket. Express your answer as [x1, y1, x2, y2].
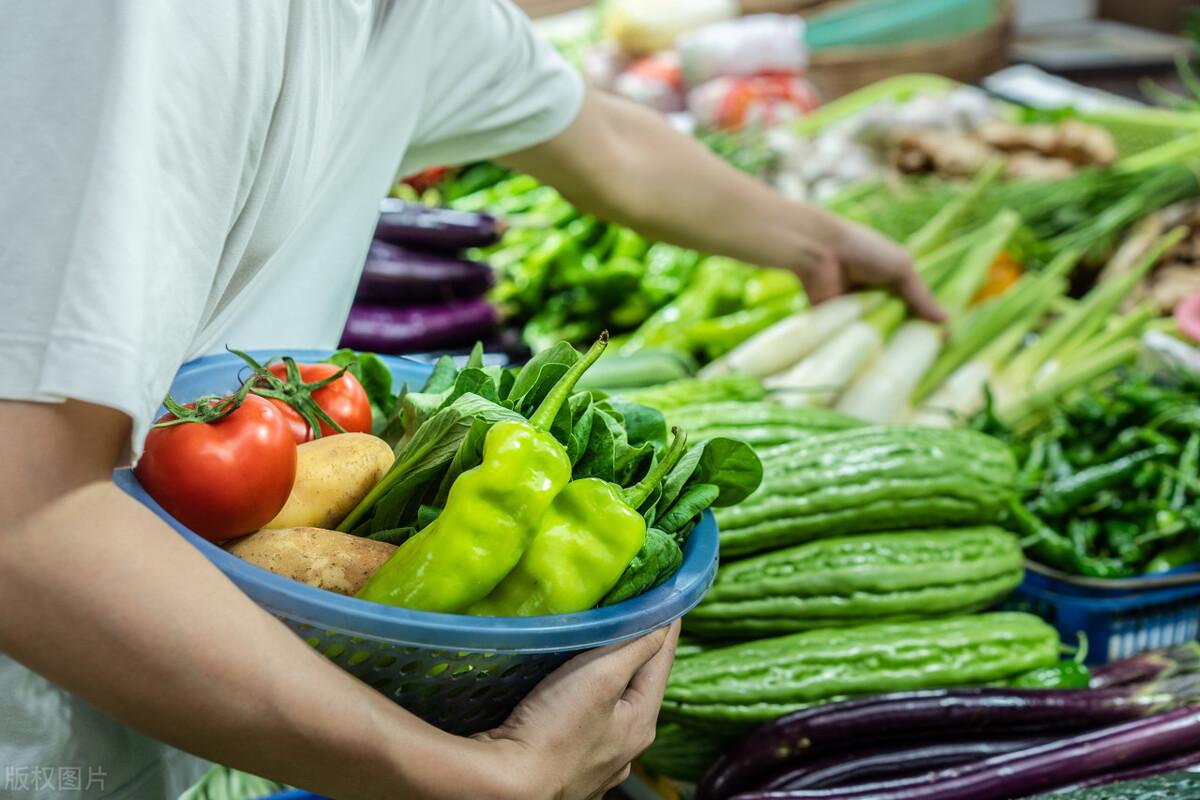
[745, 0, 1013, 100]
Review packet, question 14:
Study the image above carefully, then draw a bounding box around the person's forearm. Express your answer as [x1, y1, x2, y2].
[0, 481, 521, 800]
[502, 90, 844, 273]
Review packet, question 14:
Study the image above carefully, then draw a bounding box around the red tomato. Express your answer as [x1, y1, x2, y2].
[266, 362, 372, 442]
[135, 394, 297, 542]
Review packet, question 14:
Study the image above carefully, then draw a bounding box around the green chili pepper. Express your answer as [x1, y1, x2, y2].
[470, 430, 688, 616]
[1033, 447, 1172, 517]
[1068, 518, 1100, 557]
[1008, 501, 1134, 579]
[356, 337, 607, 613]
[1019, 434, 1049, 492]
[1172, 432, 1199, 510]
[1009, 660, 1091, 689]
[1104, 518, 1147, 567]
[1145, 536, 1200, 574]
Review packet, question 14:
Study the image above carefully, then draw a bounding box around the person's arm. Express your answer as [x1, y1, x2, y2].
[499, 89, 944, 320]
[0, 398, 678, 800]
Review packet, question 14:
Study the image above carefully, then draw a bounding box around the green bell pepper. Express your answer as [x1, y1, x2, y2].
[355, 337, 607, 612]
[470, 430, 688, 616]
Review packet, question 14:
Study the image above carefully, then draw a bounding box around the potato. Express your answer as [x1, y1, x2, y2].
[265, 432, 393, 530]
[226, 527, 396, 595]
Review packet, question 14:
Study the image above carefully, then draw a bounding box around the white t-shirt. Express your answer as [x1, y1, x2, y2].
[0, 2, 582, 797]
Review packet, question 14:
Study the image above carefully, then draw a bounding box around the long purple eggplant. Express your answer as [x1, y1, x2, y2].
[1044, 745, 1200, 794]
[758, 737, 1051, 792]
[376, 199, 503, 250]
[1088, 642, 1200, 689]
[339, 299, 497, 355]
[697, 683, 1192, 800]
[729, 708, 1200, 800]
[356, 240, 494, 306]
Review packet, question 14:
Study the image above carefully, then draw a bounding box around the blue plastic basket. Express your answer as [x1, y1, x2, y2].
[116, 349, 718, 735]
[1010, 563, 1200, 665]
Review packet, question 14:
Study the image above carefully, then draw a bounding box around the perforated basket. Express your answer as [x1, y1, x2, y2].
[1009, 562, 1200, 666]
[116, 350, 718, 735]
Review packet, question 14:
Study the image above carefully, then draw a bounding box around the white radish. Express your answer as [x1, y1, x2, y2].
[766, 320, 883, 407]
[837, 320, 943, 423]
[909, 359, 993, 427]
[700, 294, 870, 379]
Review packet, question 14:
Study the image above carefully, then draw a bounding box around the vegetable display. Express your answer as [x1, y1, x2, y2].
[664, 613, 1060, 725]
[976, 368, 1200, 578]
[431, 168, 803, 356]
[729, 708, 1200, 800]
[714, 426, 1017, 557]
[341, 200, 501, 355]
[685, 527, 1024, 638]
[698, 669, 1200, 800]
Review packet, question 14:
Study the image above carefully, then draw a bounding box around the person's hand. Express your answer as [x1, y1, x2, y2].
[799, 214, 946, 322]
[475, 620, 681, 800]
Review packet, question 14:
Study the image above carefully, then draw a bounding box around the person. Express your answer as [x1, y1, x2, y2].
[0, 2, 941, 799]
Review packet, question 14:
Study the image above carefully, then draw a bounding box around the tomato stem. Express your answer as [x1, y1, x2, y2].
[229, 349, 349, 439]
[151, 379, 256, 428]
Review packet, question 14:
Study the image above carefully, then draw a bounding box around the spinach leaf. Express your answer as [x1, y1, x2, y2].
[658, 483, 720, 540]
[349, 394, 520, 533]
[367, 527, 415, 546]
[506, 341, 579, 414]
[601, 528, 682, 606]
[424, 355, 460, 393]
[610, 399, 667, 453]
[325, 349, 395, 432]
[659, 436, 761, 512]
[442, 367, 501, 407]
[464, 341, 485, 370]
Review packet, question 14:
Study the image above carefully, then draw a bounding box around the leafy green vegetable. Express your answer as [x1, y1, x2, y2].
[325, 349, 396, 434]
[601, 528, 683, 606]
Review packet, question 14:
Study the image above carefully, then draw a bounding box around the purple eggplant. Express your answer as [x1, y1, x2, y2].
[729, 708, 1200, 800]
[698, 682, 1198, 800]
[758, 737, 1052, 792]
[375, 199, 503, 251]
[1047, 745, 1200, 793]
[1088, 642, 1200, 689]
[339, 299, 497, 355]
[356, 240, 494, 306]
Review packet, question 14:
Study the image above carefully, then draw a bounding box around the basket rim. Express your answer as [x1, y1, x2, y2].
[117, 348, 719, 653]
[1024, 559, 1200, 595]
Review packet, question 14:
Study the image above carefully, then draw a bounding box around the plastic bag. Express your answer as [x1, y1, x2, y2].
[613, 53, 687, 113]
[676, 14, 808, 87]
[688, 74, 819, 131]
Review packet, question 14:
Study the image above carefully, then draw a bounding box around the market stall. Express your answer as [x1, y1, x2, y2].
[115, 2, 1200, 799]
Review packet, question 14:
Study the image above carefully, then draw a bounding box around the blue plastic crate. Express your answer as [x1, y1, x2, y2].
[118, 349, 718, 736]
[1010, 563, 1200, 665]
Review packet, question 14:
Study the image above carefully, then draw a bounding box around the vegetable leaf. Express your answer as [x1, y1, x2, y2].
[659, 436, 762, 512]
[506, 341, 580, 413]
[658, 483, 721, 541]
[325, 349, 396, 432]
